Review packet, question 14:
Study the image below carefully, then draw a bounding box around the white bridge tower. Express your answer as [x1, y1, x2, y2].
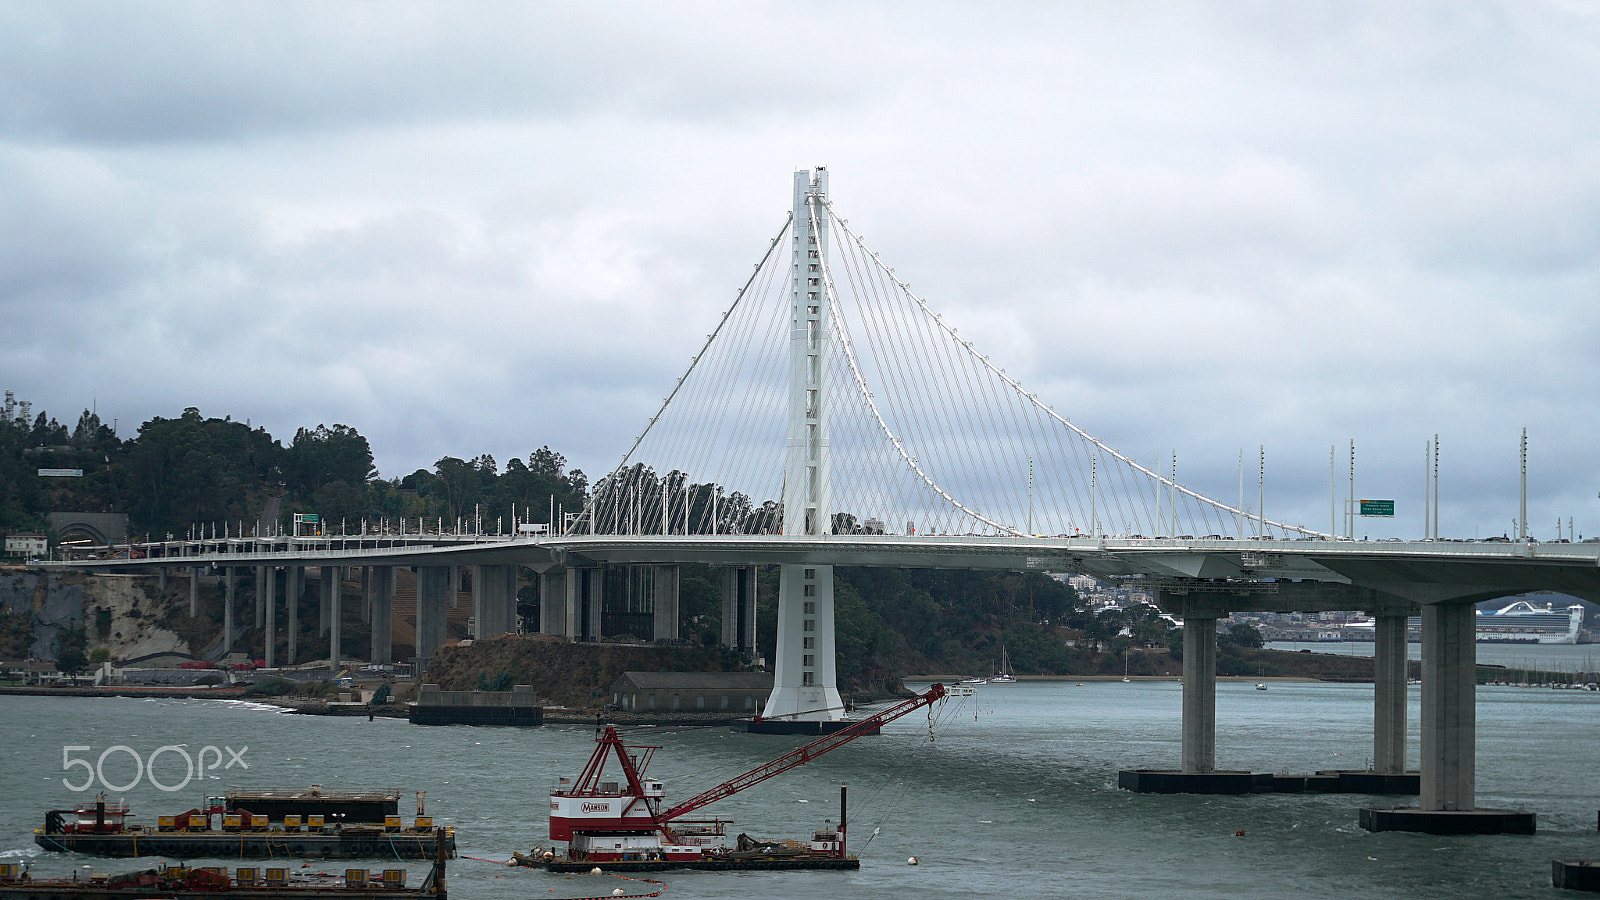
[763, 167, 844, 723]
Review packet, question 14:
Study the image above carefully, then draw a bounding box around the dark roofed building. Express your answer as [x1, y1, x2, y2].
[609, 671, 773, 714]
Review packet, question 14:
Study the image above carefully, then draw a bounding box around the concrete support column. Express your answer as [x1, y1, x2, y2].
[159, 568, 168, 591]
[316, 563, 336, 656]
[763, 563, 843, 722]
[318, 567, 331, 636]
[328, 566, 342, 671]
[1181, 615, 1218, 774]
[223, 568, 236, 655]
[370, 566, 394, 665]
[1419, 601, 1476, 811]
[539, 569, 566, 636]
[264, 567, 277, 669]
[189, 568, 199, 617]
[471, 565, 518, 639]
[286, 566, 300, 666]
[255, 566, 265, 628]
[652, 565, 680, 642]
[449, 566, 460, 609]
[584, 569, 604, 641]
[556, 567, 602, 640]
[1373, 614, 1410, 774]
[416, 565, 450, 663]
[720, 566, 757, 655]
[360, 566, 370, 624]
[563, 569, 584, 640]
[502, 565, 521, 635]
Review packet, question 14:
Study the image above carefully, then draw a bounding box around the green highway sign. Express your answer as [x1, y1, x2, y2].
[1359, 499, 1395, 517]
[298, 514, 320, 523]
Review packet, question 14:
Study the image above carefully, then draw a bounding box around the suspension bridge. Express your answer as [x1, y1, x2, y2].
[47, 168, 1600, 834]
[578, 167, 1306, 544]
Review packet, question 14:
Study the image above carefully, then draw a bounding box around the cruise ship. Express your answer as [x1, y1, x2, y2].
[1337, 596, 1586, 644]
[1474, 599, 1586, 644]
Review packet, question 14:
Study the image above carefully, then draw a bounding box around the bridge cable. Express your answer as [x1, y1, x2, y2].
[572, 215, 793, 535]
[810, 196, 1018, 535]
[823, 200, 1322, 538]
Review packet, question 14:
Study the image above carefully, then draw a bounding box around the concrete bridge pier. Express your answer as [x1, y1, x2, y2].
[720, 566, 757, 656]
[756, 564, 845, 731]
[318, 568, 330, 636]
[1180, 612, 1218, 775]
[538, 569, 566, 636]
[286, 565, 301, 665]
[320, 566, 339, 668]
[255, 565, 266, 628]
[1119, 593, 1262, 793]
[264, 567, 277, 669]
[1421, 601, 1475, 811]
[503, 564, 524, 635]
[652, 565, 680, 642]
[223, 568, 236, 655]
[472, 564, 519, 639]
[189, 568, 199, 617]
[582, 566, 604, 637]
[417, 565, 450, 663]
[1360, 592, 1535, 834]
[359, 566, 370, 624]
[558, 566, 603, 640]
[1373, 613, 1409, 775]
[370, 566, 394, 664]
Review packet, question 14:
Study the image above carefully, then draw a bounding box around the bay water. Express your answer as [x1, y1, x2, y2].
[2, 674, 1597, 899]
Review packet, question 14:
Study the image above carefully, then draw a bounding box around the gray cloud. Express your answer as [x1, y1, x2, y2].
[5, 1, 1600, 540]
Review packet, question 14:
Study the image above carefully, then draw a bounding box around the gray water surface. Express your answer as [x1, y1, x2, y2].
[2, 682, 1596, 899]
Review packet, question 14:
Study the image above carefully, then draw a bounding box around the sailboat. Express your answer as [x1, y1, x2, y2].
[1121, 653, 1131, 683]
[990, 646, 1017, 683]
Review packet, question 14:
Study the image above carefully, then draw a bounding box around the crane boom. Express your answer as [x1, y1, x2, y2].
[660, 682, 946, 823]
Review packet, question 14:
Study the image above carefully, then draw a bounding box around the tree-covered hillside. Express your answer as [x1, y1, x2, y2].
[0, 396, 585, 540]
[3, 394, 1118, 679]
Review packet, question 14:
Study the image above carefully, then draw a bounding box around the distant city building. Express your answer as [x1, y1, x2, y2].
[1066, 574, 1101, 594]
[4, 534, 47, 558]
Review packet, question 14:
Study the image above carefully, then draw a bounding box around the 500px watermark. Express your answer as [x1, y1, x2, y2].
[62, 745, 249, 793]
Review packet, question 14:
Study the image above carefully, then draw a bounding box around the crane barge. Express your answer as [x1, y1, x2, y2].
[518, 682, 947, 872]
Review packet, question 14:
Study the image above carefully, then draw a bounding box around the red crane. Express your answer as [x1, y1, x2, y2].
[549, 682, 947, 846]
[661, 681, 946, 822]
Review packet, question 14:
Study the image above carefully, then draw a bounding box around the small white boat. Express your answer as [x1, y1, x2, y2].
[1255, 683, 1268, 691]
[957, 676, 987, 686]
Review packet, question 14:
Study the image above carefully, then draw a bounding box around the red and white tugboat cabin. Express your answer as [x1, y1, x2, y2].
[547, 733, 702, 862]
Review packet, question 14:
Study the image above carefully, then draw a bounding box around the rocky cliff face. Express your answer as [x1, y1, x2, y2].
[84, 573, 191, 659]
[0, 568, 188, 662]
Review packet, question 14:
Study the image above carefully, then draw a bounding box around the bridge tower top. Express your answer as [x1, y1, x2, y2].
[785, 167, 831, 536]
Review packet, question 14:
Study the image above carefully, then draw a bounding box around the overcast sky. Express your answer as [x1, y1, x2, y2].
[4, 1, 1599, 539]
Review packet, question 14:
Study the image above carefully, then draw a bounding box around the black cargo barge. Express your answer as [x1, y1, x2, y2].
[35, 828, 452, 860]
[2, 835, 448, 900]
[37, 791, 453, 860]
[524, 853, 858, 873]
